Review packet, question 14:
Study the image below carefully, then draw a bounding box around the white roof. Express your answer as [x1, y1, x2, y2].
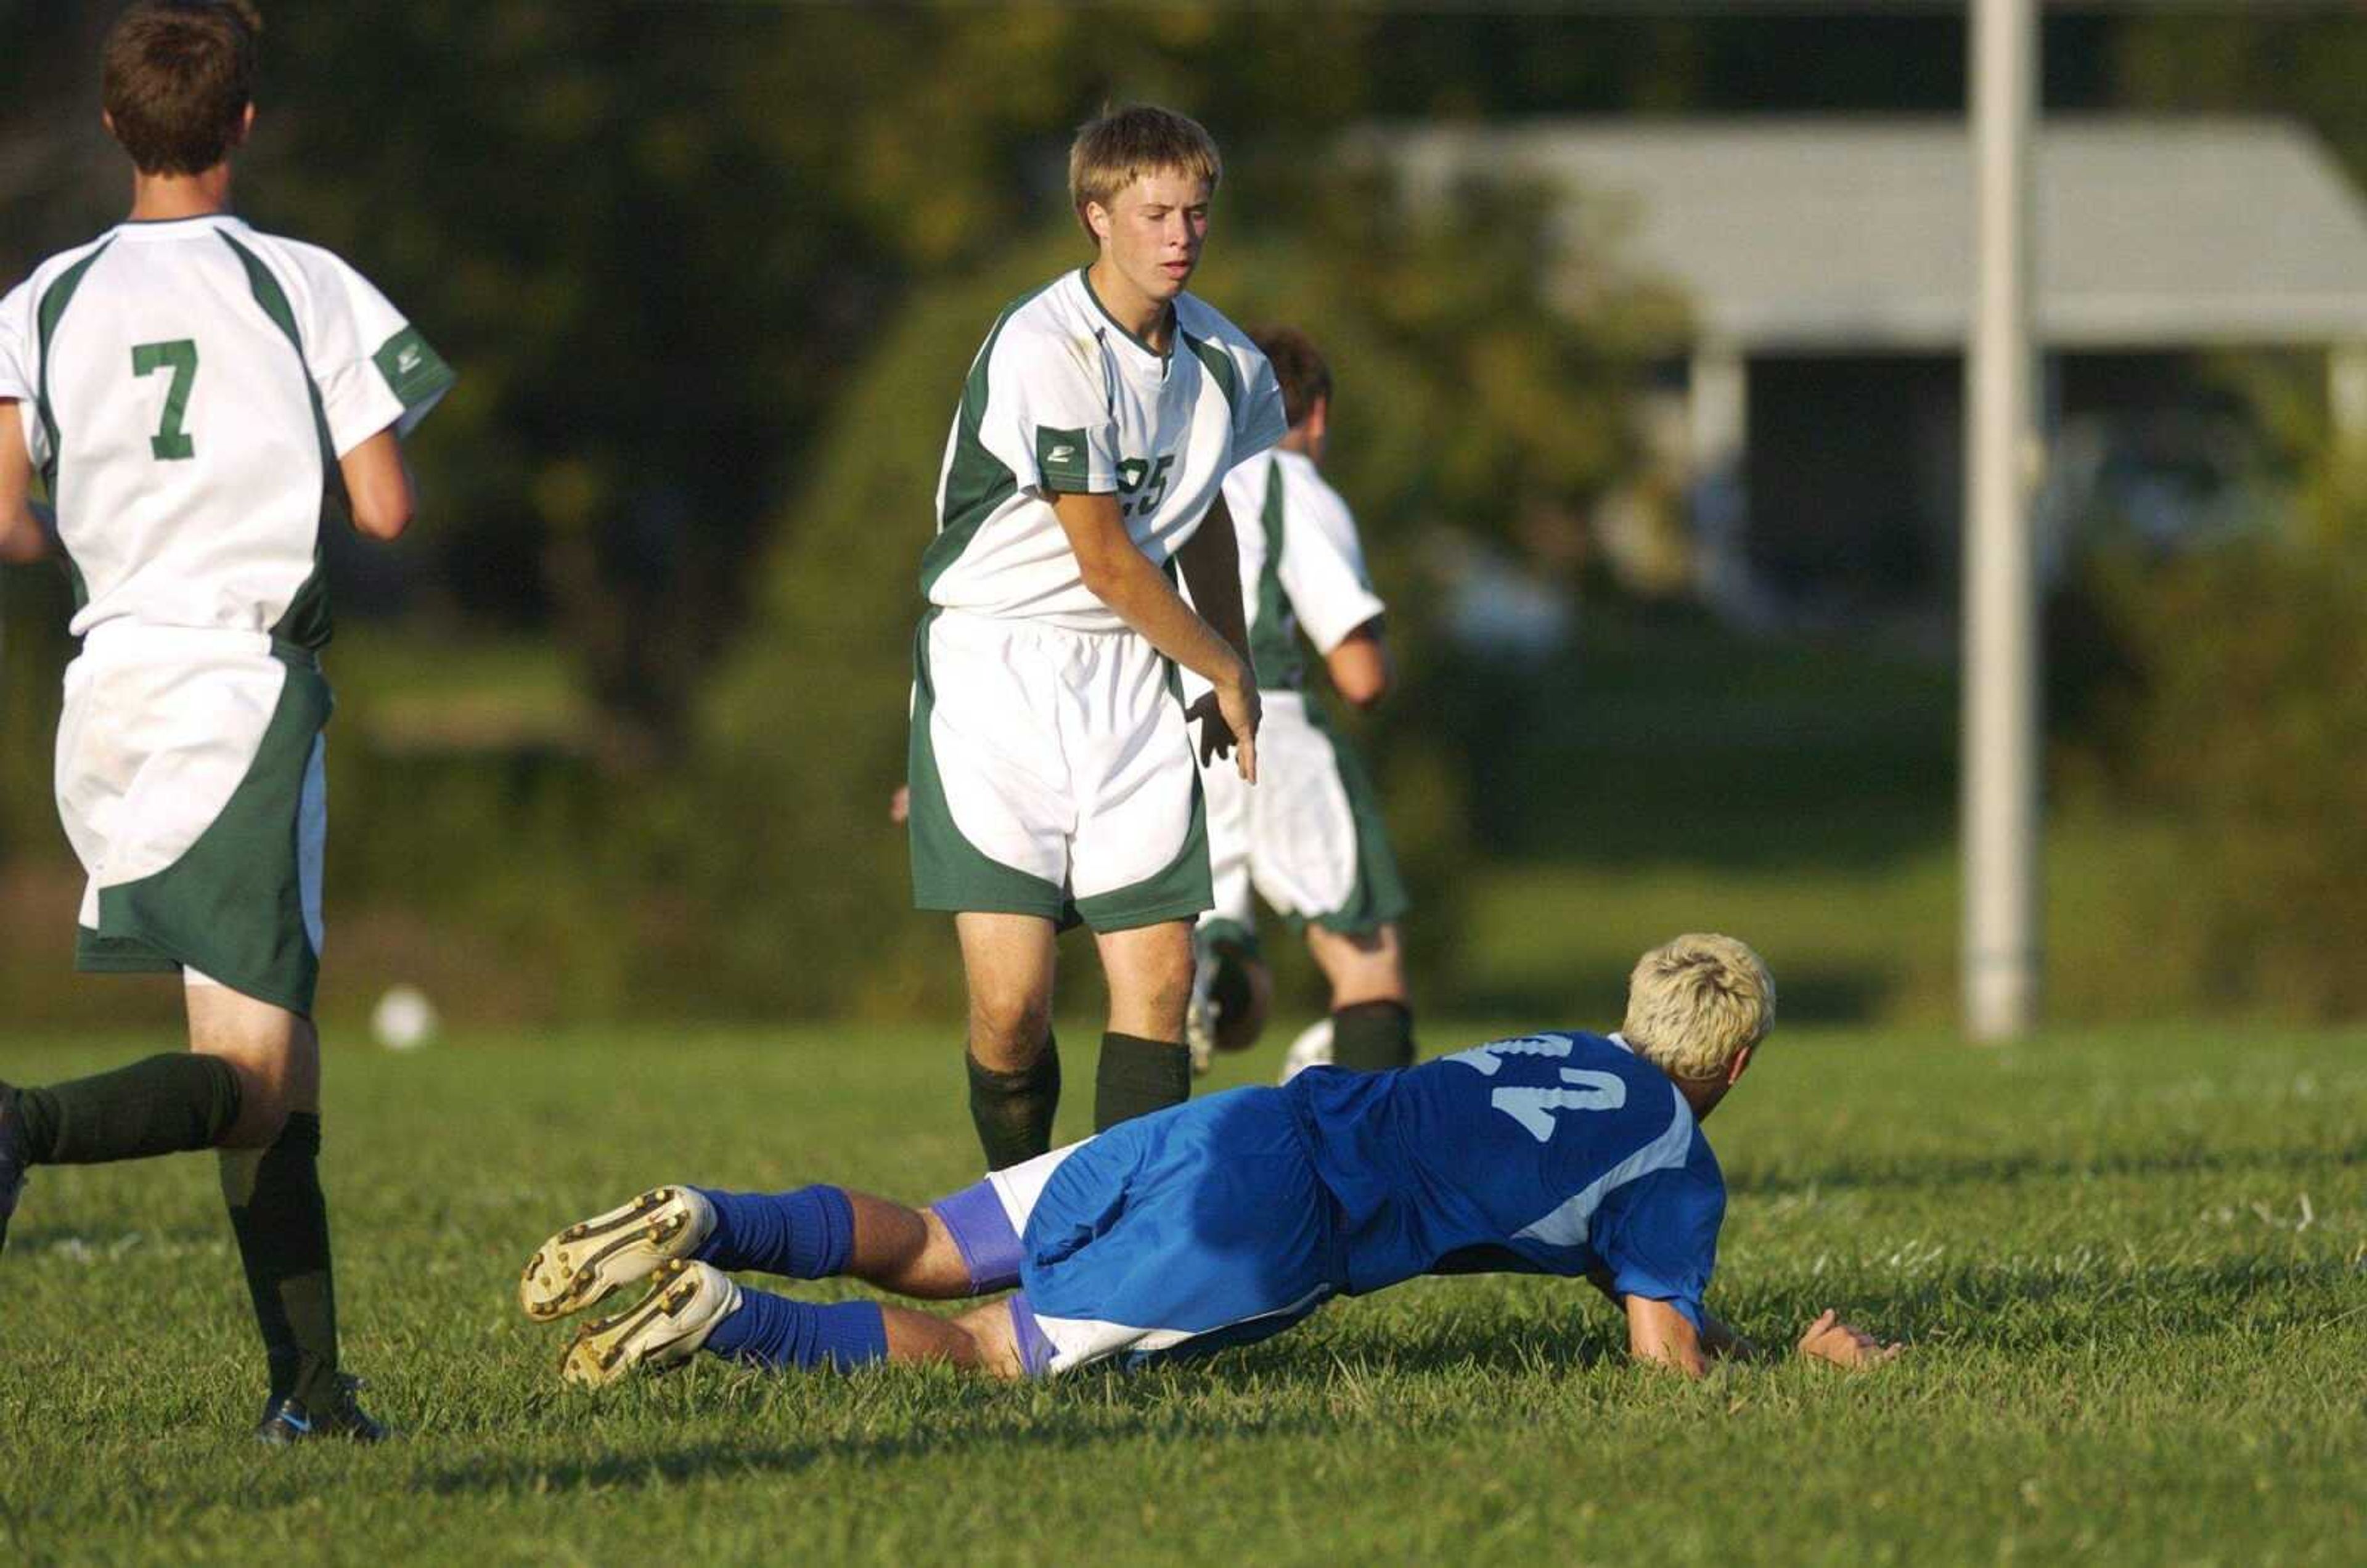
[1380, 117, 2367, 353]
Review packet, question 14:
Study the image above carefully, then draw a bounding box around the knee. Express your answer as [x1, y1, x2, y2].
[220, 1060, 293, 1148]
[968, 986, 1053, 1064]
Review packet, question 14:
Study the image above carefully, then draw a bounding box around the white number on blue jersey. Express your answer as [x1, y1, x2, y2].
[1446, 1035, 1629, 1143]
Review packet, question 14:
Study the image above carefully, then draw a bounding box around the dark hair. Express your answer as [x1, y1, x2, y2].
[102, 2, 262, 177]
[1249, 325, 1333, 430]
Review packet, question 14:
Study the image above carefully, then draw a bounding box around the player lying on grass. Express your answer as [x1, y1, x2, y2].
[520, 934, 1898, 1383]
[0, 0, 452, 1443]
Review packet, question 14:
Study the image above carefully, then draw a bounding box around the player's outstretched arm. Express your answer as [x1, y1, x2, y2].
[0, 402, 50, 563]
[339, 427, 417, 541]
[1053, 488, 1259, 782]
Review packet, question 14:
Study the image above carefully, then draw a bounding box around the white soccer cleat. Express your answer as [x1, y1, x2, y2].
[1278, 1018, 1335, 1085]
[519, 1185, 715, 1323]
[560, 1259, 742, 1387]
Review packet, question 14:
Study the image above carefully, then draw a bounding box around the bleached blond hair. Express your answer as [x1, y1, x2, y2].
[1068, 104, 1222, 240]
[1622, 934, 1776, 1082]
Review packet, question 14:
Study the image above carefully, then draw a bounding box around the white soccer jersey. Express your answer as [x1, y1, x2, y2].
[0, 213, 452, 648]
[1219, 448, 1386, 692]
[925, 269, 1287, 632]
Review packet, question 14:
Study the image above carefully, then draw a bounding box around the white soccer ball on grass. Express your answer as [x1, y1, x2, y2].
[371, 984, 439, 1051]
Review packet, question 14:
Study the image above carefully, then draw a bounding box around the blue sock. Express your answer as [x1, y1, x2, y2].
[703, 1287, 889, 1371]
[691, 1185, 854, 1278]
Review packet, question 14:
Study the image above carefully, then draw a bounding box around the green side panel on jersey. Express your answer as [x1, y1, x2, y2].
[372, 324, 456, 409]
[1184, 330, 1241, 412]
[34, 240, 113, 610]
[1296, 698, 1411, 937]
[1248, 459, 1304, 692]
[221, 232, 338, 651]
[920, 279, 1058, 598]
[905, 608, 1073, 921]
[81, 653, 333, 1016]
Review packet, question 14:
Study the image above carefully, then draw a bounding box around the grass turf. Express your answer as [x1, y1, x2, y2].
[2, 1022, 2362, 1566]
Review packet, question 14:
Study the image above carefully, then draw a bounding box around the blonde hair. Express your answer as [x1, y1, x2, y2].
[1622, 934, 1776, 1082]
[1068, 104, 1222, 240]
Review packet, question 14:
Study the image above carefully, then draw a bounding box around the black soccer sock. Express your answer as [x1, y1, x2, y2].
[967, 1034, 1060, 1170]
[1094, 1032, 1190, 1132]
[12, 1053, 243, 1166]
[1331, 1000, 1417, 1073]
[221, 1113, 340, 1407]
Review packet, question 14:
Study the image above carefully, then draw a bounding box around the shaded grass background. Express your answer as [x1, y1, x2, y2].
[3, 1022, 2363, 1566]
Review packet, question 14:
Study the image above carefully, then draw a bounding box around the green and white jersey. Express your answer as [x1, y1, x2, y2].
[1219, 449, 1386, 693]
[925, 268, 1287, 632]
[0, 214, 453, 649]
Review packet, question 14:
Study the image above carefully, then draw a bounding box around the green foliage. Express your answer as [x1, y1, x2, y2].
[2068, 539, 2367, 1019]
[689, 171, 1680, 1018]
[3, 1022, 2363, 1564]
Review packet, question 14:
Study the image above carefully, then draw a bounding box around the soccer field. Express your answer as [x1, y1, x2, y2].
[3, 1023, 2361, 1566]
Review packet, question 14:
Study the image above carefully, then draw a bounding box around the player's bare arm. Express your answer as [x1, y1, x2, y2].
[1171, 491, 1261, 770]
[340, 428, 416, 541]
[0, 401, 49, 563]
[1324, 618, 1394, 711]
[1594, 1267, 1896, 1376]
[1052, 486, 1259, 782]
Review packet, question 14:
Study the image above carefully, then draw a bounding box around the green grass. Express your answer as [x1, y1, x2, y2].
[4, 1023, 2363, 1566]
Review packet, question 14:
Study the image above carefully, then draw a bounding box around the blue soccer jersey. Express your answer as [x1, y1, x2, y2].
[1286, 1031, 1727, 1328]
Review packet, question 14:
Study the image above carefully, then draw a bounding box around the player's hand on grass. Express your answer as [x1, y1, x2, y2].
[1796, 1309, 1902, 1370]
[1188, 678, 1261, 784]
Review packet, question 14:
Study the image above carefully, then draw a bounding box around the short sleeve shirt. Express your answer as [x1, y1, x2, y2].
[1290, 1029, 1727, 1329]
[0, 214, 452, 647]
[1219, 448, 1387, 692]
[924, 269, 1287, 632]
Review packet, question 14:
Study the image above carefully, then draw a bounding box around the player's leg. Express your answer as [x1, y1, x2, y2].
[908, 610, 1076, 1169]
[1305, 921, 1416, 1072]
[1249, 695, 1415, 1074]
[189, 980, 373, 1437]
[558, 1261, 1032, 1386]
[523, 1180, 981, 1321]
[1068, 636, 1214, 1129]
[0, 1033, 248, 1252]
[957, 912, 1063, 1167]
[1092, 920, 1196, 1130]
[1188, 754, 1273, 1068]
[554, 1145, 1087, 1385]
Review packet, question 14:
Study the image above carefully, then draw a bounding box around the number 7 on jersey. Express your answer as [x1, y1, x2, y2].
[131, 339, 200, 461]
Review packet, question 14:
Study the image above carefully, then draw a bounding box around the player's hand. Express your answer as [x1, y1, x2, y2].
[888, 784, 910, 825]
[1188, 679, 1260, 783]
[1796, 1309, 1902, 1370]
